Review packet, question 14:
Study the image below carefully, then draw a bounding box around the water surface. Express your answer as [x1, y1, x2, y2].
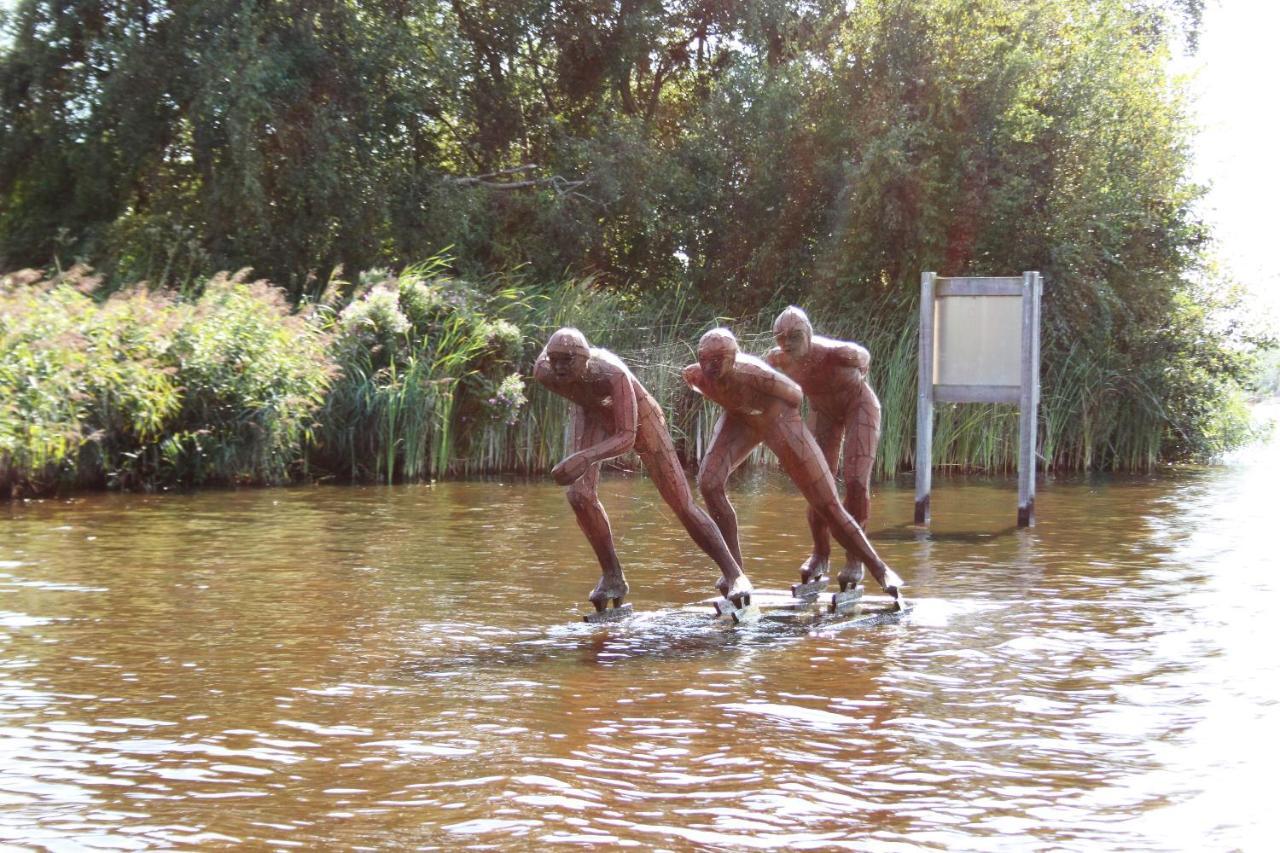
[2, 430, 1278, 849]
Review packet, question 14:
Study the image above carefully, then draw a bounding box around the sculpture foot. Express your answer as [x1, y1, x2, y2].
[588, 575, 629, 612]
[836, 562, 864, 593]
[860, 563, 905, 602]
[799, 554, 830, 584]
[716, 573, 754, 608]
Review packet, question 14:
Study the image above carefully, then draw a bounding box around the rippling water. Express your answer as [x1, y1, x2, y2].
[2, 423, 1279, 850]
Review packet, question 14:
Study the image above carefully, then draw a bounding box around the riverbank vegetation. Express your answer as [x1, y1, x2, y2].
[0, 0, 1265, 497]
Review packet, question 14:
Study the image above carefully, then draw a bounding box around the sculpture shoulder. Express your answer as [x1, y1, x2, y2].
[737, 354, 797, 389]
[591, 348, 644, 390]
[587, 349, 653, 410]
[582, 348, 623, 382]
[814, 335, 869, 370]
[734, 353, 777, 378]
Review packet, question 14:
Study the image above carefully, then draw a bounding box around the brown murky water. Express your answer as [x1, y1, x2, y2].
[2, 430, 1278, 850]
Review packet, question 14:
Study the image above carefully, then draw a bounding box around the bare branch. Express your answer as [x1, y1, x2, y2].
[442, 167, 595, 202]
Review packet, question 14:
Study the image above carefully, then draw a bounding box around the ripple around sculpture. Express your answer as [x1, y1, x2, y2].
[2, 430, 1279, 849]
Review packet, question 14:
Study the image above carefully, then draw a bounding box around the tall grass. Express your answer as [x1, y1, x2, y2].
[308, 262, 525, 483]
[477, 284, 1249, 482]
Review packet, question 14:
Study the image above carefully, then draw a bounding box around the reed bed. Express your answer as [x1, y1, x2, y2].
[459, 287, 1251, 483]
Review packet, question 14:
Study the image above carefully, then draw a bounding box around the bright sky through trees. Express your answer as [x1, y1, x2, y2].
[1181, 0, 1280, 330]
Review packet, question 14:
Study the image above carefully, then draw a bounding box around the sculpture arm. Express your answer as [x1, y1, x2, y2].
[567, 402, 586, 452]
[550, 403, 587, 485]
[682, 363, 707, 396]
[552, 370, 637, 485]
[578, 371, 638, 464]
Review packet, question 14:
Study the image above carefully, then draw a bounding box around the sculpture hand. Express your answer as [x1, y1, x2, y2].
[552, 453, 591, 485]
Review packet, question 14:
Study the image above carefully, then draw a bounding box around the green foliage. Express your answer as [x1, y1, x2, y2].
[310, 261, 527, 483]
[1255, 348, 1280, 399]
[165, 273, 334, 486]
[0, 0, 1254, 476]
[0, 261, 530, 495]
[0, 268, 332, 495]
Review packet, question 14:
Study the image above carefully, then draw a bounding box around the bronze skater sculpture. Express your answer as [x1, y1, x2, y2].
[684, 328, 904, 609]
[534, 328, 753, 621]
[766, 306, 881, 591]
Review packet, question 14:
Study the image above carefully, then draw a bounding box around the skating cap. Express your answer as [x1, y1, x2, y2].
[546, 328, 590, 357]
[697, 327, 738, 358]
[773, 305, 812, 336]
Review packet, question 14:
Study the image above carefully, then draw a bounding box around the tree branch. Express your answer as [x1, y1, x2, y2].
[443, 166, 595, 201]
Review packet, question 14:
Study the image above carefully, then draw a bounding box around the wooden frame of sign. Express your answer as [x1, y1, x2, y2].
[914, 271, 1043, 527]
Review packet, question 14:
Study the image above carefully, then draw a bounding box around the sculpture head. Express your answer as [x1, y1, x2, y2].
[773, 305, 813, 359]
[697, 328, 738, 381]
[545, 327, 591, 381]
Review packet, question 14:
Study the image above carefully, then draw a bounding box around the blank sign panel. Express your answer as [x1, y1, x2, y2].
[934, 294, 1022, 387]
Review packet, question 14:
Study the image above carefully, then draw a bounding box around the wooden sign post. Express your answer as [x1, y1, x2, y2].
[914, 271, 1043, 527]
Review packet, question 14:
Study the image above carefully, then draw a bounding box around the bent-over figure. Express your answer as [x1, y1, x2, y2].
[766, 306, 881, 588]
[534, 328, 753, 614]
[683, 328, 903, 603]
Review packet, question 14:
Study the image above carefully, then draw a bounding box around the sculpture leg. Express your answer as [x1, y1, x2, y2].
[565, 421, 628, 610]
[801, 410, 841, 584]
[696, 414, 760, 572]
[840, 385, 881, 589]
[639, 434, 753, 604]
[764, 412, 903, 600]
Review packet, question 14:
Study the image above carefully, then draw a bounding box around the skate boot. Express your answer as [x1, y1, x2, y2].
[584, 574, 632, 623]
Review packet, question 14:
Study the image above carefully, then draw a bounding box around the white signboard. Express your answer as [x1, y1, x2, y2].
[915, 272, 1043, 527]
[934, 295, 1022, 388]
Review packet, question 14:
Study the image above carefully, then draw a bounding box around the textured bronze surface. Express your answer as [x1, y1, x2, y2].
[766, 306, 882, 593]
[685, 327, 904, 604]
[535, 328, 753, 615]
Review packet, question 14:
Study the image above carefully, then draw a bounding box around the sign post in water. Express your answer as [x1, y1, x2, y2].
[915, 271, 1044, 527]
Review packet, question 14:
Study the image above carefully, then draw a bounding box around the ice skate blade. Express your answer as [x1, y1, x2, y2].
[584, 603, 633, 624]
[791, 574, 828, 599]
[829, 588, 864, 615]
[711, 597, 761, 625]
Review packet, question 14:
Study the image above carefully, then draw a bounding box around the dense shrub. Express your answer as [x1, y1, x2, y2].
[1, 264, 531, 496]
[0, 268, 333, 495]
[162, 274, 335, 486]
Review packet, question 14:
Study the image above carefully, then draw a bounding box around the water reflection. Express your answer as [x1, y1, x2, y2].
[2, 427, 1279, 848]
